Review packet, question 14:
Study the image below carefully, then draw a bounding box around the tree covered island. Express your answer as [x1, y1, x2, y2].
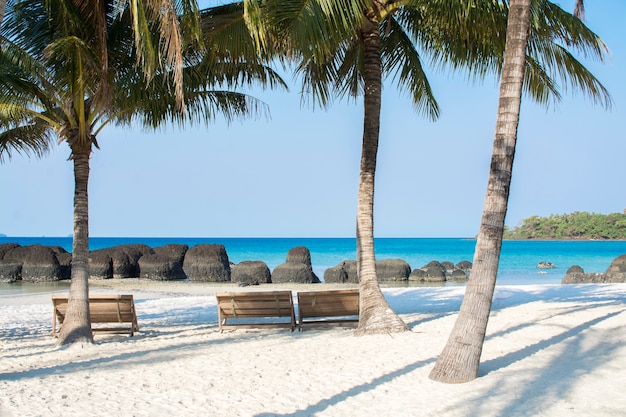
[504, 211, 626, 240]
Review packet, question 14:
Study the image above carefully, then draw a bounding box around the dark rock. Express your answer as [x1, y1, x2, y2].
[562, 264, 618, 284]
[183, 244, 231, 282]
[138, 255, 186, 281]
[55, 251, 72, 280]
[88, 244, 153, 279]
[441, 261, 455, 272]
[447, 269, 469, 282]
[273, 263, 320, 283]
[604, 254, 626, 282]
[323, 260, 357, 284]
[0, 243, 20, 259]
[562, 265, 588, 284]
[455, 260, 473, 272]
[231, 261, 271, 285]
[88, 249, 113, 279]
[0, 262, 22, 283]
[563, 255, 626, 284]
[325, 259, 412, 283]
[376, 259, 410, 281]
[562, 271, 605, 284]
[606, 254, 626, 274]
[409, 265, 446, 283]
[111, 244, 154, 278]
[422, 261, 446, 274]
[285, 246, 312, 266]
[343, 261, 358, 283]
[324, 265, 348, 283]
[138, 244, 188, 281]
[408, 268, 427, 281]
[2, 245, 64, 282]
[537, 261, 557, 269]
[567, 265, 585, 274]
[153, 244, 188, 264]
[272, 247, 320, 284]
[420, 261, 446, 282]
[424, 266, 446, 282]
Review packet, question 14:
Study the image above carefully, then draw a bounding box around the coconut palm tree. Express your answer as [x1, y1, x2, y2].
[245, 0, 501, 335]
[429, 0, 611, 383]
[245, 0, 611, 335]
[0, 0, 284, 345]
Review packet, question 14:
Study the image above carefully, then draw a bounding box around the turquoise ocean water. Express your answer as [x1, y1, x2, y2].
[2, 237, 626, 287]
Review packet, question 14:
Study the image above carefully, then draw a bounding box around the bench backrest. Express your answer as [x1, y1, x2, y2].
[297, 289, 359, 327]
[52, 294, 139, 335]
[216, 290, 296, 330]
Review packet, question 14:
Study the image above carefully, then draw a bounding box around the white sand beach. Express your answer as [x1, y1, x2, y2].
[1, 281, 626, 417]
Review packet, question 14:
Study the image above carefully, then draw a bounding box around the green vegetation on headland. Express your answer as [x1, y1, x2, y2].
[504, 211, 626, 240]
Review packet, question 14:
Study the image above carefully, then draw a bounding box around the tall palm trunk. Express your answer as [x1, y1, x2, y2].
[428, 0, 531, 382]
[56, 140, 94, 346]
[354, 15, 407, 336]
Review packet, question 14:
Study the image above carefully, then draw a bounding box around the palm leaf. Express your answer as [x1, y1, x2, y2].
[382, 15, 439, 120]
[0, 121, 52, 161]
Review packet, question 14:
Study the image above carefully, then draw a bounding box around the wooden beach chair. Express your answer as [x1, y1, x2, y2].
[297, 289, 359, 330]
[216, 290, 296, 331]
[52, 294, 139, 337]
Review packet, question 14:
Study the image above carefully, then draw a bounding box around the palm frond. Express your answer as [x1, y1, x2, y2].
[527, 39, 611, 108]
[522, 55, 561, 105]
[399, 0, 505, 81]
[0, 121, 53, 162]
[526, 1, 612, 108]
[382, 15, 439, 120]
[334, 40, 363, 101]
[200, 3, 274, 65]
[117, 88, 270, 129]
[537, 1, 607, 62]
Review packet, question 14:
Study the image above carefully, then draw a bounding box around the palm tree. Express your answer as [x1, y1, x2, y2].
[246, 0, 494, 335]
[246, 0, 610, 335]
[0, 0, 283, 346]
[429, 0, 611, 383]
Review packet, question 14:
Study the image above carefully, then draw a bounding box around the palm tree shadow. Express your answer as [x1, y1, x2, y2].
[253, 357, 436, 417]
[485, 300, 622, 342]
[456, 308, 626, 416]
[0, 326, 296, 381]
[480, 308, 625, 376]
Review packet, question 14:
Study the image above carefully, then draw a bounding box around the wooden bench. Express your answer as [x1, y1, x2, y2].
[216, 291, 296, 331]
[297, 289, 359, 330]
[52, 294, 139, 337]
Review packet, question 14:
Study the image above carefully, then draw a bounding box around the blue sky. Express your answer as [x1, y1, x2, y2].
[1, 1, 624, 238]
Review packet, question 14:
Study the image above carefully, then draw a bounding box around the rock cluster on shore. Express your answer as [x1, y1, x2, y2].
[0, 242, 469, 285]
[323, 259, 471, 283]
[562, 254, 626, 284]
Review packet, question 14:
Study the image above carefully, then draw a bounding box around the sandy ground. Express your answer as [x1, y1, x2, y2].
[1, 280, 625, 417]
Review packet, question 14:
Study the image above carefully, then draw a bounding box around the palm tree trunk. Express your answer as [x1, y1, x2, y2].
[56, 142, 94, 346]
[428, 0, 531, 382]
[355, 17, 407, 336]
